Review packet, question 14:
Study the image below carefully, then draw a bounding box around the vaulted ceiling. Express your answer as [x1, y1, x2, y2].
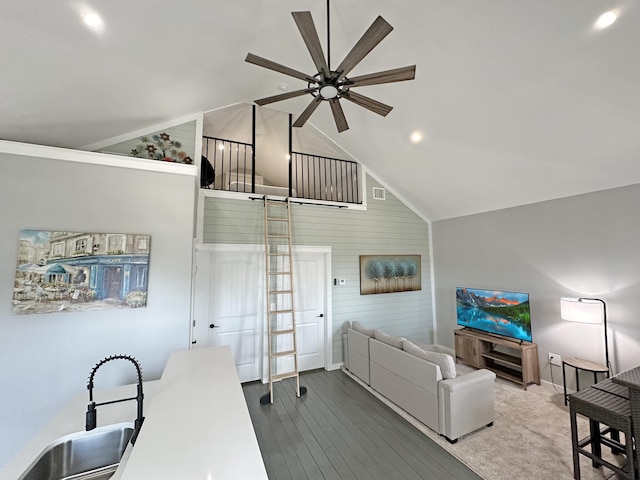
[2, 1, 639, 220]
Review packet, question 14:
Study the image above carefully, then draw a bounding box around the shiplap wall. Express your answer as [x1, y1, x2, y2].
[202, 175, 433, 364]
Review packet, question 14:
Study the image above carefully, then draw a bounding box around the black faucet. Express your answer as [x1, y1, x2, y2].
[86, 354, 145, 445]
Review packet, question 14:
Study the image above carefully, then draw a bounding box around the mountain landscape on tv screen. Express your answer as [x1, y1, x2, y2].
[456, 287, 532, 342]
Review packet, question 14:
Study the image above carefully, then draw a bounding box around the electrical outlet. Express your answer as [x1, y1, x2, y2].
[548, 353, 562, 366]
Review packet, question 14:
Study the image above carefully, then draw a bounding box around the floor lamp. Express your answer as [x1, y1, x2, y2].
[560, 297, 610, 374]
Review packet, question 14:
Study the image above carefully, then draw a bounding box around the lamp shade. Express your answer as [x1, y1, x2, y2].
[560, 297, 603, 324]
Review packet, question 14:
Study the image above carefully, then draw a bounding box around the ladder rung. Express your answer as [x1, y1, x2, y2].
[268, 271, 291, 276]
[272, 371, 298, 381]
[269, 309, 293, 315]
[269, 290, 293, 295]
[271, 328, 295, 335]
[268, 253, 291, 257]
[267, 217, 289, 222]
[267, 234, 290, 239]
[271, 349, 296, 358]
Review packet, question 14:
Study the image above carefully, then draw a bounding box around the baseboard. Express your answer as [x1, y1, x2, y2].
[327, 362, 342, 372]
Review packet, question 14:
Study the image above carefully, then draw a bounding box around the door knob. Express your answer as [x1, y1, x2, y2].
[209, 323, 219, 329]
[317, 313, 324, 318]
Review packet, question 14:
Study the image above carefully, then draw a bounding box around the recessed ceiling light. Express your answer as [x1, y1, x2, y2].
[83, 12, 103, 28]
[410, 131, 424, 144]
[594, 10, 618, 30]
[278, 84, 289, 92]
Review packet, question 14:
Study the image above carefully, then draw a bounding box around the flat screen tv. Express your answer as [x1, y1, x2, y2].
[456, 287, 532, 342]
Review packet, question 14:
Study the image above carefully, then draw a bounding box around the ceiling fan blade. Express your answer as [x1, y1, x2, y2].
[347, 65, 416, 88]
[341, 90, 393, 117]
[329, 99, 349, 132]
[334, 16, 393, 81]
[254, 88, 317, 106]
[292, 11, 329, 78]
[292, 96, 323, 128]
[245, 53, 318, 84]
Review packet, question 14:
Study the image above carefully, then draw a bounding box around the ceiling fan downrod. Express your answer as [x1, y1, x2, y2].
[326, 0, 331, 72]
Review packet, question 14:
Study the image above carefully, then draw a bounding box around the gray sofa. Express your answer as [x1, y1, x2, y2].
[344, 322, 495, 443]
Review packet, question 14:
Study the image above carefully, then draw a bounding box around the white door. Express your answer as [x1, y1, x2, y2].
[293, 250, 326, 371]
[274, 248, 327, 375]
[192, 245, 263, 383]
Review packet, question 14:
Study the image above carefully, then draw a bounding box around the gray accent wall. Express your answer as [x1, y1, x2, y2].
[202, 175, 434, 364]
[432, 184, 640, 386]
[0, 147, 196, 469]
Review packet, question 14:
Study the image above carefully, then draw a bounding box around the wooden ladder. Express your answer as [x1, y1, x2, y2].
[260, 196, 307, 405]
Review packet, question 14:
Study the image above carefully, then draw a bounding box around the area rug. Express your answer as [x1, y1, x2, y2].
[342, 365, 626, 480]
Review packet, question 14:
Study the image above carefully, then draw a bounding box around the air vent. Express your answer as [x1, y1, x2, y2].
[372, 187, 386, 200]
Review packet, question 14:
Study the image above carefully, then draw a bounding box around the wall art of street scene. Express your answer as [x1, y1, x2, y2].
[360, 255, 421, 295]
[12, 230, 151, 315]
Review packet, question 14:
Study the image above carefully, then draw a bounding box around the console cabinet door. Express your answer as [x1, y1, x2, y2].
[454, 333, 481, 367]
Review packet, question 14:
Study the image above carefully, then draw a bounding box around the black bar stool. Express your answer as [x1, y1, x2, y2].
[569, 383, 635, 479]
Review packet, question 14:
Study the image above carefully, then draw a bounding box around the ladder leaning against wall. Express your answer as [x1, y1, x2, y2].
[260, 196, 307, 405]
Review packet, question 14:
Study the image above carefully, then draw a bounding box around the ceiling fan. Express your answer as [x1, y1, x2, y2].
[245, 3, 416, 133]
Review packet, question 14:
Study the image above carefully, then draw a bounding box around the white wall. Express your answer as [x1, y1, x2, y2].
[432, 184, 640, 386]
[0, 143, 197, 468]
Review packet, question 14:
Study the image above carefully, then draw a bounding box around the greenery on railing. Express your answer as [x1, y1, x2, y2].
[131, 133, 193, 164]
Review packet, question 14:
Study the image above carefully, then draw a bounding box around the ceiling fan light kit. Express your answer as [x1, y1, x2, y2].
[245, 4, 416, 133]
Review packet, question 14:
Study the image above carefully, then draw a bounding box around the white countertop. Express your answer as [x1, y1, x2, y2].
[1, 346, 267, 480]
[119, 346, 267, 480]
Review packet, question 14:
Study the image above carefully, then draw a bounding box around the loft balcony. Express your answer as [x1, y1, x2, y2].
[201, 136, 362, 205]
[200, 105, 363, 206]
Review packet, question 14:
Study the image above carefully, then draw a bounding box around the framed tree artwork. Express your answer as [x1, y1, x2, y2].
[359, 255, 421, 295]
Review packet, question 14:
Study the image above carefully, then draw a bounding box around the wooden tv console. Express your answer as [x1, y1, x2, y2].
[454, 328, 540, 390]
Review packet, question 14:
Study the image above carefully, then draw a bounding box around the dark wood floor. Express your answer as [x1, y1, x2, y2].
[242, 369, 482, 480]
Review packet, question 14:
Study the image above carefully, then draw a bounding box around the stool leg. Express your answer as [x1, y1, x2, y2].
[570, 406, 581, 479]
[610, 429, 622, 455]
[563, 362, 569, 406]
[589, 419, 602, 469]
[624, 430, 635, 479]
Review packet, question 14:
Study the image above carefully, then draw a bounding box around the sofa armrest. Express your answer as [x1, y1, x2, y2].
[347, 328, 371, 384]
[439, 368, 495, 392]
[438, 369, 495, 442]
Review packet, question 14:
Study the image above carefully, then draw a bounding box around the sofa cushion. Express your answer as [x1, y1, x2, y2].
[373, 329, 405, 349]
[414, 342, 456, 357]
[403, 340, 457, 379]
[351, 320, 374, 337]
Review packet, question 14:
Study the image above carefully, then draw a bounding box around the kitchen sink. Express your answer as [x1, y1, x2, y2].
[18, 422, 133, 480]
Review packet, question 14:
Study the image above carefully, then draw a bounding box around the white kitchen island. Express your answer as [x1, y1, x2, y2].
[1, 346, 267, 480]
[118, 346, 267, 479]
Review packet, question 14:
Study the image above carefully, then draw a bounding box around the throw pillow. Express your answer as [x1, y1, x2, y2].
[402, 340, 457, 379]
[351, 321, 374, 337]
[373, 329, 405, 349]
